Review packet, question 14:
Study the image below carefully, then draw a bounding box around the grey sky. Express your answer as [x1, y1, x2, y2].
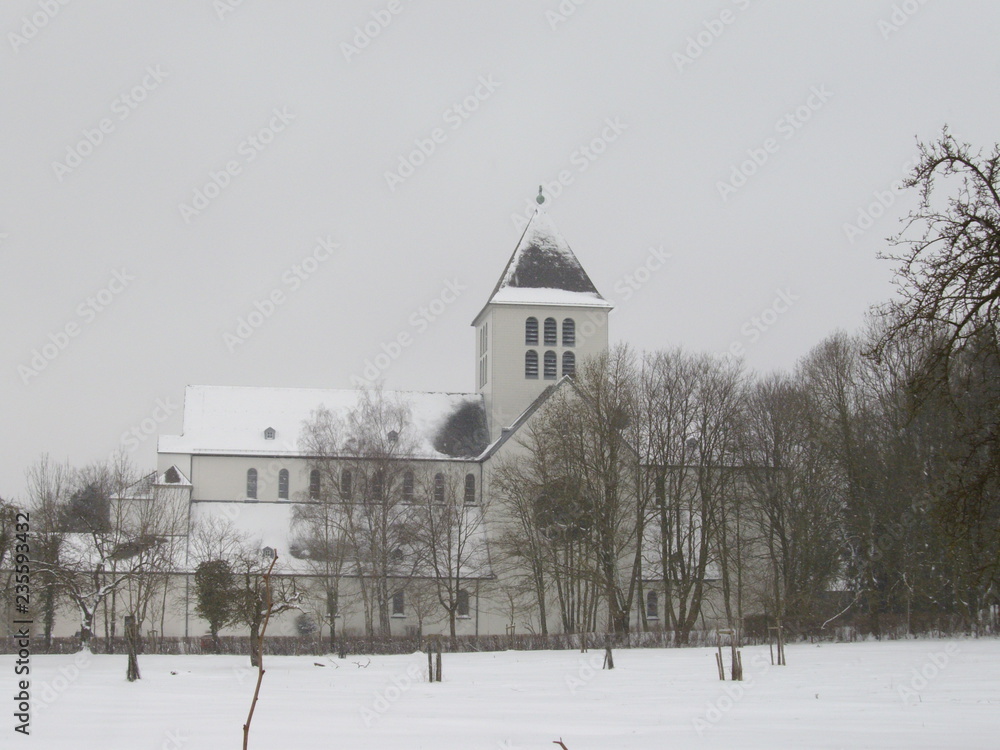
[3, 0, 998, 499]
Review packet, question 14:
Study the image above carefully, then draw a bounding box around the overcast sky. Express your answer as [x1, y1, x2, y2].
[3, 0, 999, 500]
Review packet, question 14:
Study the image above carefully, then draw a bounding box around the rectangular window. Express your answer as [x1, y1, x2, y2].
[457, 589, 470, 617]
[392, 590, 405, 616]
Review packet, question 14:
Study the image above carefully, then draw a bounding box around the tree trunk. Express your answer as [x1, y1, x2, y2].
[249, 621, 261, 667]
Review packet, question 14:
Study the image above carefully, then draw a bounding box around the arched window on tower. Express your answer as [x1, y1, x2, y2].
[278, 469, 289, 499]
[562, 351, 576, 377]
[544, 317, 557, 346]
[525, 350, 539, 379]
[464, 473, 476, 504]
[309, 469, 321, 500]
[525, 317, 538, 345]
[543, 351, 557, 379]
[562, 318, 575, 347]
[246, 469, 258, 500]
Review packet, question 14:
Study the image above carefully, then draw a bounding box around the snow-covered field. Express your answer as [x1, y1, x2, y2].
[7, 639, 998, 749]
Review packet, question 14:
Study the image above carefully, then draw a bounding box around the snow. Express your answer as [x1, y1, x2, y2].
[486, 208, 611, 310]
[158, 385, 484, 459]
[489, 286, 613, 308]
[11, 638, 998, 748]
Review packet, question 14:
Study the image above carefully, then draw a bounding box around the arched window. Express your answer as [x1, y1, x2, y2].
[278, 469, 289, 500]
[543, 351, 557, 379]
[309, 469, 321, 500]
[392, 590, 405, 616]
[654, 476, 665, 508]
[341, 469, 353, 500]
[457, 589, 470, 617]
[434, 472, 445, 503]
[246, 469, 258, 499]
[525, 317, 538, 345]
[544, 317, 557, 346]
[525, 350, 539, 379]
[464, 473, 476, 504]
[562, 318, 575, 346]
[562, 351, 576, 377]
[370, 469, 384, 502]
[646, 590, 659, 619]
[402, 471, 414, 503]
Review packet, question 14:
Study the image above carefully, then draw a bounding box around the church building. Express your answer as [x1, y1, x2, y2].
[150, 196, 621, 640]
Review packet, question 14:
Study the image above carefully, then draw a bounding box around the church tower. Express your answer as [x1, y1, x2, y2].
[472, 193, 613, 441]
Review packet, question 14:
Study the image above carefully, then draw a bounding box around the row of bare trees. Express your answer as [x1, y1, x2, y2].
[290, 390, 488, 642]
[8, 454, 187, 651]
[489, 317, 996, 642]
[488, 129, 1000, 641]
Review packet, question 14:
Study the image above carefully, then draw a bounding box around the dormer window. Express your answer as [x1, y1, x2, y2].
[388, 430, 398, 443]
[264, 427, 276, 440]
[261, 546, 275, 559]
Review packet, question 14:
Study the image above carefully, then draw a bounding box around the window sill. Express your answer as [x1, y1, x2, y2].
[391, 614, 407, 619]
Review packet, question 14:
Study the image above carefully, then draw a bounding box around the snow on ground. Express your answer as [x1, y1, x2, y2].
[6, 638, 998, 749]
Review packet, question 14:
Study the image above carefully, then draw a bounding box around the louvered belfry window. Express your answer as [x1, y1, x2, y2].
[544, 351, 557, 379]
[525, 317, 538, 345]
[525, 350, 539, 379]
[544, 317, 557, 346]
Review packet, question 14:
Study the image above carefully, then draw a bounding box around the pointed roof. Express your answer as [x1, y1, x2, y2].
[483, 207, 612, 310]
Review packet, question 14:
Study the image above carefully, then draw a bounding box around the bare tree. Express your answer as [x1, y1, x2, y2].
[299, 387, 422, 637]
[414, 469, 488, 638]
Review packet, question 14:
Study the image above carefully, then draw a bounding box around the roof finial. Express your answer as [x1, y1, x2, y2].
[536, 185, 545, 205]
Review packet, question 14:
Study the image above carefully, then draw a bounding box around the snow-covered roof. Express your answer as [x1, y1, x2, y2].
[483, 207, 611, 312]
[158, 385, 488, 460]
